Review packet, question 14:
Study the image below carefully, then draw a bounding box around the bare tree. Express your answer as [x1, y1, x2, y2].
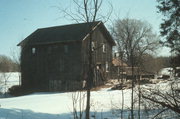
[10, 47, 21, 86]
[1, 72, 11, 97]
[71, 91, 86, 119]
[10, 47, 21, 72]
[58, 0, 112, 23]
[58, 0, 112, 118]
[142, 80, 180, 115]
[139, 54, 169, 75]
[112, 18, 160, 119]
[112, 18, 159, 65]
[120, 52, 125, 119]
[0, 55, 12, 72]
[0, 55, 13, 97]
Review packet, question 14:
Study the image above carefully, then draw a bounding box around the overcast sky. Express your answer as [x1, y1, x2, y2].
[0, 0, 170, 57]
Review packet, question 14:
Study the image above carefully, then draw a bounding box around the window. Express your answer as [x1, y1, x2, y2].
[102, 44, 106, 53]
[59, 58, 64, 72]
[64, 45, 68, 53]
[106, 62, 109, 72]
[47, 46, 52, 54]
[92, 41, 95, 51]
[32, 47, 36, 54]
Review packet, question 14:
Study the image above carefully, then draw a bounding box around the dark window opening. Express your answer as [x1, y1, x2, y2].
[48, 46, 52, 54]
[64, 45, 68, 53]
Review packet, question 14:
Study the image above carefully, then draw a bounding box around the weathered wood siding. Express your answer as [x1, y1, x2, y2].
[21, 41, 83, 91]
[20, 24, 114, 92]
[81, 27, 113, 86]
[92, 28, 113, 78]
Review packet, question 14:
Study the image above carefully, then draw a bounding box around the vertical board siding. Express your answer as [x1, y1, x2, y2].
[20, 26, 114, 91]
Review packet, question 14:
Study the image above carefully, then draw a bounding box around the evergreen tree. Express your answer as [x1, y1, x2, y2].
[157, 0, 180, 54]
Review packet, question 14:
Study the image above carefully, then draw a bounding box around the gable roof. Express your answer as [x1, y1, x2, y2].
[112, 58, 128, 67]
[17, 21, 115, 46]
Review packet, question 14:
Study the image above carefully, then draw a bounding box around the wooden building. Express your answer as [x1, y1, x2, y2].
[111, 58, 128, 79]
[112, 58, 155, 80]
[17, 21, 115, 92]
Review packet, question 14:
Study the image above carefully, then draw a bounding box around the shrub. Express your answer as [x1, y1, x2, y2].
[8, 85, 23, 96]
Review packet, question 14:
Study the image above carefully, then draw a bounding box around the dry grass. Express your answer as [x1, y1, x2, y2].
[91, 84, 112, 91]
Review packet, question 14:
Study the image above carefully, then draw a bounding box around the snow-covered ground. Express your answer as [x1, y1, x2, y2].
[0, 89, 133, 119]
[0, 72, 179, 119]
[0, 72, 20, 94]
[158, 67, 174, 78]
[159, 68, 173, 75]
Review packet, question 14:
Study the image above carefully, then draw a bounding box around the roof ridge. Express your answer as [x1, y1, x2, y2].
[37, 21, 101, 30]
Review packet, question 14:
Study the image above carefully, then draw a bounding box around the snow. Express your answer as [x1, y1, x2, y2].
[0, 73, 133, 119]
[142, 78, 180, 92]
[0, 72, 20, 94]
[158, 67, 173, 76]
[0, 72, 179, 119]
[0, 89, 134, 119]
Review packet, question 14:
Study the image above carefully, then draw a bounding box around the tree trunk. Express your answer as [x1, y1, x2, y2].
[138, 67, 141, 119]
[86, 88, 91, 119]
[131, 51, 134, 119]
[85, 30, 93, 119]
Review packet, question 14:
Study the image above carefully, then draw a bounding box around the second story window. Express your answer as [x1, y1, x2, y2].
[32, 47, 36, 54]
[106, 62, 109, 72]
[92, 41, 95, 51]
[102, 44, 106, 53]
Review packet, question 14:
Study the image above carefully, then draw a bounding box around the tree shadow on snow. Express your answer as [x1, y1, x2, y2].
[0, 108, 179, 119]
[0, 108, 73, 119]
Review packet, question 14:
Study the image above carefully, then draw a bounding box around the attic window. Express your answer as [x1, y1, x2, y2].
[32, 47, 36, 54]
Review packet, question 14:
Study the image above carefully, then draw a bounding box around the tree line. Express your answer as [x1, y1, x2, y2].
[0, 55, 20, 72]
